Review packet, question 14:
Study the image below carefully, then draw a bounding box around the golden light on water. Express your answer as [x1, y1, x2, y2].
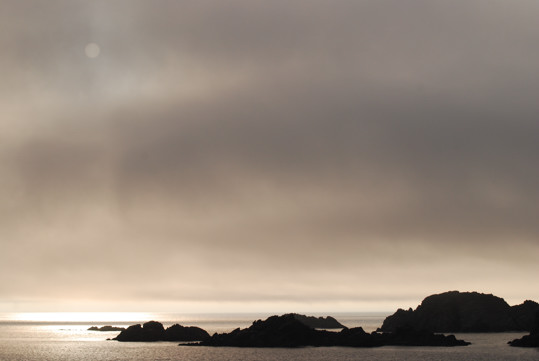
[11, 312, 153, 323]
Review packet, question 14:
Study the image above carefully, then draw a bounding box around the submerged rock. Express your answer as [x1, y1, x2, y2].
[187, 314, 469, 348]
[113, 321, 209, 342]
[88, 326, 125, 331]
[379, 291, 539, 333]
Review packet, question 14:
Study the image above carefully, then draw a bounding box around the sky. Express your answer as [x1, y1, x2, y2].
[1, 0, 538, 313]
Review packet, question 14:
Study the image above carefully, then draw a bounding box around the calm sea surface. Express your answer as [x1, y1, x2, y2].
[0, 312, 537, 361]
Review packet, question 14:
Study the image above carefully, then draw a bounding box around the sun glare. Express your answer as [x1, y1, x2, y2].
[12, 312, 152, 323]
[85, 42, 100, 58]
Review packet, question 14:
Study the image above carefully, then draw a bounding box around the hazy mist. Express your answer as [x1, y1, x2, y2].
[1, 0, 538, 312]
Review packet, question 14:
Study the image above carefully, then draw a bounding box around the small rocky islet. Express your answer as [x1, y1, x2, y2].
[88, 326, 125, 331]
[113, 321, 209, 342]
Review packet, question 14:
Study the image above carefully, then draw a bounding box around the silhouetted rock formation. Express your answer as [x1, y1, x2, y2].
[292, 313, 345, 329]
[113, 321, 209, 342]
[381, 326, 470, 346]
[88, 325, 125, 331]
[509, 311, 539, 347]
[187, 314, 469, 348]
[380, 291, 539, 333]
[164, 324, 211, 342]
[510, 300, 539, 331]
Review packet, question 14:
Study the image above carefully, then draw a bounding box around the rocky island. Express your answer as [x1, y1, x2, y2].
[113, 321, 210, 342]
[379, 291, 539, 333]
[186, 313, 470, 347]
[509, 312, 539, 347]
[88, 326, 125, 331]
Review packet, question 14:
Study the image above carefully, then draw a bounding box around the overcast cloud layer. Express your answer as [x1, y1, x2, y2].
[1, 0, 538, 312]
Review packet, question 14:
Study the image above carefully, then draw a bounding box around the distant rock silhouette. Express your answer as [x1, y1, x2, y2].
[88, 325, 125, 331]
[187, 314, 469, 347]
[292, 313, 345, 329]
[164, 324, 211, 342]
[382, 326, 470, 346]
[509, 311, 539, 347]
[510, 300, 539, 331]
[113, 321, 209, 342]
[379, 291, 539, 333]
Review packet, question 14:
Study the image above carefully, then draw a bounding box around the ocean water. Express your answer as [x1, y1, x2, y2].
[0, 312, 537, 361]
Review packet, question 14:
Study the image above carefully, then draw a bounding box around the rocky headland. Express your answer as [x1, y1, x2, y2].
[113, 321, 210, 342]
[379, 291, 539, 333]
[186, 313, 470, 347]
[509, 311, 539, 347]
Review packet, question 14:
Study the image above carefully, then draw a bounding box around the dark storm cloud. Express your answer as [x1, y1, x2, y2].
[1, 0, 539, 310]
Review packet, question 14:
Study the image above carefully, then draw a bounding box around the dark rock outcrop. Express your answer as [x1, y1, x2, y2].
[509, 311, 539, 347]
[187, 314, 469, 348]
[196, 314, 333, 347]
[510, 300, 539, 331]
[88, 325, 125, 331]
[292, 314, 345, 329]
[381, 326, 470, 346]
[113, 321, 209, 342]
[164, 324, 211, 342]
[380, 291, 539, 333]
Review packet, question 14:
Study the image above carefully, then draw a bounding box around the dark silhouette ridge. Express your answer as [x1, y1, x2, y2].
[88, 325, 125, 331]
[113, 321, 209, 342]
[184, 314, 470, 348]
[510, 300, 539, 331]
[509, 311, 539, 347]
[292, 313, 345, 329]
[379, 291, 539, 333]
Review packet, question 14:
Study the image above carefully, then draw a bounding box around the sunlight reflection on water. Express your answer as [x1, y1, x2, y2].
[7, 312, 155, 323]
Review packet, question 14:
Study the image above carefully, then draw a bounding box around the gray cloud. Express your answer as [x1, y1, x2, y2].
[1, 0, 538, 312]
